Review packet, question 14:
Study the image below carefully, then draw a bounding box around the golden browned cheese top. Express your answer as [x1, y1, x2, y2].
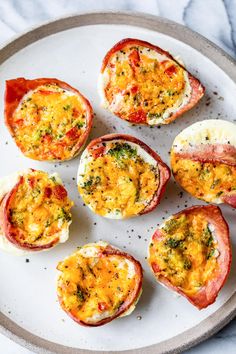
[171, 153, 236, 202]
[103, 45, 187, 124]
[78, 142, 159, 218]
[12, 84, 88, 160]
[9, 170, 73, 246]
[57, 244, 140, 323]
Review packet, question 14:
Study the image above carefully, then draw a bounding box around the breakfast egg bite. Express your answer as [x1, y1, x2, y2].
[0, 169, 73, 255]
[99, 38, 204, 125]
[57, 241, 143, 326]
[171, 119, 236, 207]
[5, 78, 93, 161]
[77, 134, 170, 218]
[148, 205, 231, 309]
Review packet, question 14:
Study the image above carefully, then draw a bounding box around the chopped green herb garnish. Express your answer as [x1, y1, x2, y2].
[63, 104, 71, 111]
[95, 176, 101, 183]
[10, 209, 24, 226]
[50, 176, 57, 183]
[45, 220, 51, 227]
[216, 191, 223, 197]
[82, 176, 101, 193]
[207, 248, 215, 259]
[32, 188, 41, 198]
[58, 208, 71, 222]
[199, 167, 210, 180]
[82, 178, 93, 190]
[183, 259, 192, 270]
[76, 286, 85, 301]
[203, 225, 213, 246]
[108, 143, 137, 161]
[77, 121, 85, 128]
[210, 179, 221, 189]
[147, 113, 161, 119]
[163, 217, 184, 234]
[165, 238, 181, 249]
[57, 133, 64, 139]
[167, 90, 174, 96]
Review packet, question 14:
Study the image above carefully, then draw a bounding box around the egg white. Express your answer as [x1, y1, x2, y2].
[172, 119, 236, 152]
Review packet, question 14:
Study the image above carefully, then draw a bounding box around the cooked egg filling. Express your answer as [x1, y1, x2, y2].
[78, 141, 159, 218]
[57, 243, 139, 323]
[7, 170, 73, 247]
[12, 84, 88, 160]
[171, 155, 236, 203]
[148, 212, 219, 296]
[100, 45, 191, 124]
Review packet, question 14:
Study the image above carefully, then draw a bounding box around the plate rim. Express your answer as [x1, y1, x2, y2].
[0, 10, 236, 354]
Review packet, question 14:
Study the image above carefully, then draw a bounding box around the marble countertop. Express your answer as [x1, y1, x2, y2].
[0, 1, 236, 353]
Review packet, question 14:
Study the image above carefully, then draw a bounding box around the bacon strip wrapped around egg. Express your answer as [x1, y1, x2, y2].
[0, 169, 73, 254]
[57, 242, 143, 326]
[77, 134, 170, 218]
[171, 119, 236, 208]
[5, 78, 93, 161]
[99, 38, 204, 125]
[148, 205, 231, 309]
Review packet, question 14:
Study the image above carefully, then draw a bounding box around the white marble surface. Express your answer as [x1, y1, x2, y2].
[0, 1, 236, 353]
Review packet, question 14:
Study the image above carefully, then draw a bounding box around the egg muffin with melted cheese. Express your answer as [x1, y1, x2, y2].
[57, 241, 143, 326]
[99, 38, 204, 125]
[5, 78, 93, 161]
[171, 119, 236, 208]
[148, 205, 231, 309]
[77, 134, 170, 218]
[0, 169, 73, 255]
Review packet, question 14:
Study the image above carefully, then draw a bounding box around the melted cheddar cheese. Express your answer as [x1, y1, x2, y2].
[9, 170, 73, 247]
[148, 212, 219, 296]
[57, 243, 141, 324]
[100, 45, 191, 125]
[171, 155, 236, 203]
[12, 84, 88, 161]
[78, 141, 159, 218]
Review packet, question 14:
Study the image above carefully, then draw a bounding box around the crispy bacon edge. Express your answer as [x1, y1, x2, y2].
[0, 170, 69, 251]
[100, 38, 205, 125]
[57, 244, 143, 326]
[148, 205, 231, 309]
[85, 133, 171, 217]
[4, 77, 93, 161]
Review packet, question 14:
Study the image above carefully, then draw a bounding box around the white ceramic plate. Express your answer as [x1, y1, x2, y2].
[0, 12, 236, 354]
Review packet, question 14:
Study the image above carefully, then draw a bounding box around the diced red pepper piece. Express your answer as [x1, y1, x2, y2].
[128, 110, 147, 124]
[98, 302, 108, 312]
[53, 185, 67, 200]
